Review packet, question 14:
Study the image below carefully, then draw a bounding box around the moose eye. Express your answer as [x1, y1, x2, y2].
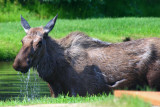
[37, 41, 42, 47]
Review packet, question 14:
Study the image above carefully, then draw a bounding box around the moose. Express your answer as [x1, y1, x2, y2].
[13, 15, 160, 97]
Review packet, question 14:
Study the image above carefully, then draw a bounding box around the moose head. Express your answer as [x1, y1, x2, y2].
[13, 15, 58, 73]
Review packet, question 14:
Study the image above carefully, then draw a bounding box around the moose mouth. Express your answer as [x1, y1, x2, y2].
[13, 64, 30, 74]
[13, 57, 33, 74]
[20, 68, 30, 73]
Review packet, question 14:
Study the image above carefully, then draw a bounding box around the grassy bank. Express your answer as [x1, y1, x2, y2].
[0, 17, 160, 60]
[0, 94, 151, 107]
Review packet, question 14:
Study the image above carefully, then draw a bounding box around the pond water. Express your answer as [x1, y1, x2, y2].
[0, 62, 50, 101]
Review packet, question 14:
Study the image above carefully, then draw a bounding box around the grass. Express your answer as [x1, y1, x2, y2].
[0, 94, 151, 107]
[1, 17, 160, 60]
[0, 3, 36, 22]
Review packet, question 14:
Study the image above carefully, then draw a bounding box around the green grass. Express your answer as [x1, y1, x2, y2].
[0, 3, 36, 22]
[0, 17, 160, 60]
[0, 94, 151, 107]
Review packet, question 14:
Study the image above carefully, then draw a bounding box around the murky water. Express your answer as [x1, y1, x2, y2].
[0, 62, 50, 100]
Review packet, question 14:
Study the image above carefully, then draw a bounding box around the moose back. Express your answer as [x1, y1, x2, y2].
[13, 15, 160, 97]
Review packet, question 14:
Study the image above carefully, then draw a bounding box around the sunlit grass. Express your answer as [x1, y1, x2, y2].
[0, 94, 151, 107]
[0, 18, 160, 60]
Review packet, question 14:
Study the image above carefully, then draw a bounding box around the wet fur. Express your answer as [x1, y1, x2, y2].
[33, 32, 160, 97]
[13, 16, 160, 97]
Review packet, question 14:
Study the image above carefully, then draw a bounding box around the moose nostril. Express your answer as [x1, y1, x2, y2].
[13, 63, 17, 70]
[13, 60, 19, 70]
[13, 63, 21, 71]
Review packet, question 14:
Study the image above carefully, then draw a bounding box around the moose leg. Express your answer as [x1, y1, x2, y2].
[109, 73, 141, 90]
[109, 79, 127, 89]
[48, 83, 63, 97]
[48, 84, 54, 97]
[147, 61, 160, 91]
[108, 79, 128, 90]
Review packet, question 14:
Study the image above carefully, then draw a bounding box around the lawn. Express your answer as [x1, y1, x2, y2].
[0, 94, 151, 107]
[0, 17, 160, 60]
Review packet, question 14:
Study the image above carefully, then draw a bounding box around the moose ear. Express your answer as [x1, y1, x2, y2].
[43, 14, 58, 34]
[21, 15, 31, 33]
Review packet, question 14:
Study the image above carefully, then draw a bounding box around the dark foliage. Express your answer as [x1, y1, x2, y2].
[1, 0, 160, 18]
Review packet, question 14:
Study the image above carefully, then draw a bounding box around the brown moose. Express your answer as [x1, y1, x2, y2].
[13, 15, 160, 97]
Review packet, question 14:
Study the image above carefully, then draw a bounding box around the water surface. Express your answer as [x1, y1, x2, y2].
[0, 62, 50, 100]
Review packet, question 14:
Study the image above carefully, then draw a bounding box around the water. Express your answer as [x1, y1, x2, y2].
[0, 62, 50, 100]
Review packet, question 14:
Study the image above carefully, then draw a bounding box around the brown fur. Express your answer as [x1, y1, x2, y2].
[13, 17, 160, 97]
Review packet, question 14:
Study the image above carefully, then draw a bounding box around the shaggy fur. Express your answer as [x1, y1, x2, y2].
[13, 16, 160, 97]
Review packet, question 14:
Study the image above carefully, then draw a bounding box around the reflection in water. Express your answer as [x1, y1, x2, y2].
[0, 62, 50, 101]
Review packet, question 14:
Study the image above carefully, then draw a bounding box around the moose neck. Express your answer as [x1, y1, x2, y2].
[36, 36, 65, 81]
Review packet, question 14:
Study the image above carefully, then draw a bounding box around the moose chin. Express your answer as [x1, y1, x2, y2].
[13, 14, 160, 97]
